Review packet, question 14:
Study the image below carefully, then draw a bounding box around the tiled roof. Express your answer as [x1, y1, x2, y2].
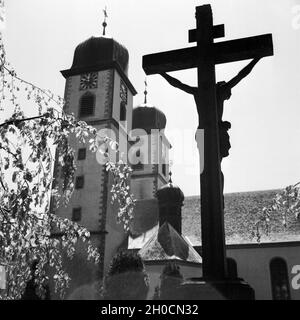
[129, 189, 300, 246]
[138, 222, 202, 264]
[183, 190, 300, 245]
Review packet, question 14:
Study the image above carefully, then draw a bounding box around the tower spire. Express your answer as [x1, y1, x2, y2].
[102, 6, 108, 36]
[169, 171, 173, 184]
[144, 78, 148, 104]
[168, 160, 173, 183]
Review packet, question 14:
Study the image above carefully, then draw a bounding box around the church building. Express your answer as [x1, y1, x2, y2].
[50, 22, 300, 300]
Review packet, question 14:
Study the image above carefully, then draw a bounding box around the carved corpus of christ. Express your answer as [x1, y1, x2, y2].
[160, 57, 261, 160]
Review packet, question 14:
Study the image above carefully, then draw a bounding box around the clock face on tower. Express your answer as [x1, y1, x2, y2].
[79, 72, 98, 90]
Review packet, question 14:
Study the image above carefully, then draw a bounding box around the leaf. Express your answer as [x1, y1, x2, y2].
[12, 171, 18, 182]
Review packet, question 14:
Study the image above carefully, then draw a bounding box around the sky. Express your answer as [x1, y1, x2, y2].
[3, 0, 300, 196]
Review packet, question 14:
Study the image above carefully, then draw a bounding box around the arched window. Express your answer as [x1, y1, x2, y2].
[79, 92, 95, 117]
[120, 102, 127, 121]
[270, 257, 291, 300]
[227, 258, 238, 279]
[132, 149, 143, 170]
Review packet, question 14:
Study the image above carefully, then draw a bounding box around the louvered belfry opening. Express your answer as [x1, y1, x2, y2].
[79, 92, 95, 117]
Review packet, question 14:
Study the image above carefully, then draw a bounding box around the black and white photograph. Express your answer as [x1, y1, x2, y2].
[0, 0, 300, 306]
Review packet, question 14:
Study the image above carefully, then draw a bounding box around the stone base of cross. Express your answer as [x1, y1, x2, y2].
[143, 4, 273, 299]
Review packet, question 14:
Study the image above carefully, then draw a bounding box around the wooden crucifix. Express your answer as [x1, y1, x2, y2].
[143, 4, 273, 281]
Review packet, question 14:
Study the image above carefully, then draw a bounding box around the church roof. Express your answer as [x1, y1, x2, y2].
[132, 105, 167, 133]
[71, 36, 129, 74]
[60, 36, 137, 95]
[185, 190, 300, 245]
[156, 181, 184, 204]
[138, 222, 202, 264]
[129, 189, 300, 246]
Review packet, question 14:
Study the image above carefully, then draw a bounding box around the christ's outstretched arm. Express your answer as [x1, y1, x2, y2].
[227, 57, 261, 89]
[160, 73, 196, 95]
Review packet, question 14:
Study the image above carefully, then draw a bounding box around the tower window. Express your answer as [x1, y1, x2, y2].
[79, 92, 95, 118]
[132, 149, 143, 170]
[132, 162, 143, 171]
[270, 257, 291, 300]
[77, 148, 86, 160]
[120, 79, 128, 104]
[162, 164, 167, 177]
[120, 102, 127, 121]
[75, 176, 84, 189]
[72, 207, 82, 222]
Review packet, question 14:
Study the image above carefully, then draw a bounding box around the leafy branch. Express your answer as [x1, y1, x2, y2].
[0, 0, 135, 300]
[252, 182, 300, 242]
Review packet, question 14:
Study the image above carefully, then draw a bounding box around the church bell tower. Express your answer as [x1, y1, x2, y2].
[52, 16, 136, 298]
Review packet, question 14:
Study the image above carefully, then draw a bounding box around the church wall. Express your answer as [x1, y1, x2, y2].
[144, 262, 202, 299]
[131, 163, 155, 175]
[131, 176, 156, 200]
[54, 124, 107, 231]
[157, 175, 168, 189]
[227, 243, 300, 300]
[131, 172, 169, 200]
[64, 70, 113, 120]
[48, 234, 102, 300]
[102, 172, 128, 278]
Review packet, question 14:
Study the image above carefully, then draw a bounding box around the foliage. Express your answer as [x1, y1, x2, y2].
[0, 1, 135, 299]
[106, 250, 145, 276]
[102, 251, 149, 300]
[254, 183, 300, 242]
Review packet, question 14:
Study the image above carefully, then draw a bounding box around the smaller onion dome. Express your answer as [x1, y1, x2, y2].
[132, 105, 166, 133]
[156, 181, 185, 205]
[156, 174, 184, 235]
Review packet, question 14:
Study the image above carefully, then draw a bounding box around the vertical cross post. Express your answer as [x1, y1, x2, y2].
[143, 3, 272, 284]
[195, 5, 227, 280]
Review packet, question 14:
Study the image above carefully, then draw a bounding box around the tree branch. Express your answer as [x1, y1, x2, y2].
[1, 61, 64, 107]
[0, 113, 49, 128]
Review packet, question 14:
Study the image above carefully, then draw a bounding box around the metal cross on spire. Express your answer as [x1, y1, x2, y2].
[168, 160, 174, 184]
[144, 78, 148, 104]
[102, 6, 108, 36]
[168, 171, 173, 184]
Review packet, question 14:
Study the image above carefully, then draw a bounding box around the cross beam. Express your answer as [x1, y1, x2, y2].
[143, 4, 273, 281]
[143, 34, 273, 75]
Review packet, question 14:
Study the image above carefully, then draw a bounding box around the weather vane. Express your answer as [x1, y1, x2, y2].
[144, 78, 148, 104]
[102, 6, 108, 36]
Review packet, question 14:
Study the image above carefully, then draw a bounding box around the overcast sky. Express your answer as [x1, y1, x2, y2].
[3, 0, 300, 196]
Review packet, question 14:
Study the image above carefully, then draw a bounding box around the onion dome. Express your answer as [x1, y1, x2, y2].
[132, 79, 166, 132]
[156, 173, 184, 234]
[70, 36, 129, 74]
[132, 105, 166, 133]
[156, 180, 185, 205]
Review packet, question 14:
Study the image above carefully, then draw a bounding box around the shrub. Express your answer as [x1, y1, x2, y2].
[103, 251, 149, 300]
